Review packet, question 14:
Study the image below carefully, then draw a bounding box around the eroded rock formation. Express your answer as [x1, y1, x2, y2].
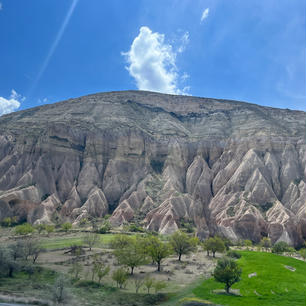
[0, 91, 305, 246]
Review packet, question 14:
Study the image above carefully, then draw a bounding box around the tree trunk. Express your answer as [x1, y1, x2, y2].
[226, 283, 230, 294]
[213, 251, 216, 258]
[157, 261, 161, 272]
[131, 266, 134, 275]
[178, 253, 182, 261]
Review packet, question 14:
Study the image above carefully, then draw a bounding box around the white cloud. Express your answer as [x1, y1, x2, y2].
[178, 31, 189, 53]
[0, 89, 24, 116]
[201, 8, 209, 23]
[123, 26, 189, 95]
[38, 97, 48, 104]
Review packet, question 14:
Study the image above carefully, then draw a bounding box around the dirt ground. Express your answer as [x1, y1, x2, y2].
[37, 246, 217, 293]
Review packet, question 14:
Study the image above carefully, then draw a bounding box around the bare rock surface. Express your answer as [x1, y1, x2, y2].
[0, 90, 305, 245]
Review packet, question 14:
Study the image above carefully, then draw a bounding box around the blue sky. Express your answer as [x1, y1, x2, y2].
[0, 0, 305, 115]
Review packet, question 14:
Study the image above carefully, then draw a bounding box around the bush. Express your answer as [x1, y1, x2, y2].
[15, 223, 34, 235]
[98, 221, 112, 234]
[128, 223, 144, 232]
[1, 216, 18, 227]
[226, 250, 241, 259]
[61, 222, 72, 232]
[272, 241, 290, 254]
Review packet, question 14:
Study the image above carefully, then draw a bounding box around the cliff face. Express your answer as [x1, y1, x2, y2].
[0, 91, 305, 245]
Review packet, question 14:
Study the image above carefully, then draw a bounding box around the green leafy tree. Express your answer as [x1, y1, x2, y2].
[169, 231, 198, 261]
[112, 268, 128, 288]
[114, 238, 148, 275]
[213, 257, 242, 293]
[272, 241, 290, 254]
[203, 237, 225, 257]
[61, 222, 72, 232]
[110, 234, 133, 249]
[15, 223, 34, 235]
[144, 236, 172, 272]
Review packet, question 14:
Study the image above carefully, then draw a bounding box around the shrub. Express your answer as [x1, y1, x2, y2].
[98, 220, 111, 234]
[128, 223, 144, 232]
[272, 241, 290, 254]
[15, 223, 34, 235]
[226, 250, 241, 259]
[61, 222, 72, 232]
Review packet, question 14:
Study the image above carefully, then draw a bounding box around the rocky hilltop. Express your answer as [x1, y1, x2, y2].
[0, 91, 305, 246]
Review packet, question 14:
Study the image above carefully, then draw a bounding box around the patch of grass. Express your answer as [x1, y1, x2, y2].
[41, 233, 116, 250]
[193, 251, 306, 306]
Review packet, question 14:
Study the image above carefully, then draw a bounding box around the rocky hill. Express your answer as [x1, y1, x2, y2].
[0, 91, 305, 246]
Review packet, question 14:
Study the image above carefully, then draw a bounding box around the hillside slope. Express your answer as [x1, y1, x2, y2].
[0, 91, 305, 245]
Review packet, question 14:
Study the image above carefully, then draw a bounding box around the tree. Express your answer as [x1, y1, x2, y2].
[51, 275, 70, 305]
[153, 280, 167, 293]
[203, 237, 225, 258]
[68, 262, 83, 280]
[23, 238, 42, 263]
[96, 263, 110, 284]
[83, 233, 100, 251]
[0, 247, 19, 278]
[15, 223, 34, 235]
[35, 224, 46, 234]
[202, 239, 211, 256]
[144, 236, 172, 272]
[114, 239, 148, 275]
[133, 276, 145, 293]
[144, 276, 154, 293]
[112, 268, 128, 289]
[260, 237, 271, 251]
[299, 248, 306, 261]
[110, 234, 133, 250]
[98, 220, 112, 234]
[9, 240, 27, 261]
[244, 240, 252, 249]
[45, 224, 55, 236]
[61, 222, 72, 232]
[213, 257, 242, 294]
[169, 231, 198, 261]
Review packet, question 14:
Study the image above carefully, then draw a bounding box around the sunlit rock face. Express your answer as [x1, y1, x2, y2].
[0, 91, 305, 246]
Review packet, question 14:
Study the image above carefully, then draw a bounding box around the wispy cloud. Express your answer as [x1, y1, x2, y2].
[123, 26, 189, 95]
[0, 2, 2, 10]
[178, 31, 189, 53]
[0, 90, 25, 116]
[201, 8, 209, 23]
[27, 0, 79, 97]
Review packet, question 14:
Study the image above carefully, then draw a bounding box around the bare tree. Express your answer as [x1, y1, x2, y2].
[83, 233, 100, 251]
[133, 276, 145, 293]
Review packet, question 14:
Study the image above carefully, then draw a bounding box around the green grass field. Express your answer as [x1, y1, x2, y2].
[192, 251, 306, 306]
[40, 233, 116, 250]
